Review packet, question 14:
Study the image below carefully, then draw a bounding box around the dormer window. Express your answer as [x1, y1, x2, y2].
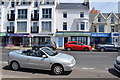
[111, 17, 114, 24]
[98, 17, 101, 22]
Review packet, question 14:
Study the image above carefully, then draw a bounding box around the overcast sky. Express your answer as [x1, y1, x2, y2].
[60, 0, 119, 13]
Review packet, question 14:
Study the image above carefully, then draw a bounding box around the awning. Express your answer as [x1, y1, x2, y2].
[56, 32, 91, 37]
[30, 34, 52, 37]
[0, 32, 6, 36]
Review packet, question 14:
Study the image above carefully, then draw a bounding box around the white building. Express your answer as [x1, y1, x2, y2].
[1, 0, 90, 47]
[6, 0, 59, 46]
[55, 1, 90, 47]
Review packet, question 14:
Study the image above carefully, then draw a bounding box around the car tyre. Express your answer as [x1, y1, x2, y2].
[11, 61, 20, 71]
[84, 47, 89, 51]
[100, 48, 105, 52]
[67, 47, 72, 51]
[52, 65, 64, 75]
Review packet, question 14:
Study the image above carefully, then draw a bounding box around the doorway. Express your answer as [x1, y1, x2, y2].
[64, 37, 68, 46]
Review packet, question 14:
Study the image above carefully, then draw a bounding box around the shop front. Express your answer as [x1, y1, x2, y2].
[110, 33, 120, 46]
[7, 33, 29, 47]
[0, 32, 7, 47]
[56, 32, 91, 47]
[90, 33, 110, 44]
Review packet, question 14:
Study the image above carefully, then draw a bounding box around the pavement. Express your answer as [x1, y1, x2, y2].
[0, 46, 95, 51]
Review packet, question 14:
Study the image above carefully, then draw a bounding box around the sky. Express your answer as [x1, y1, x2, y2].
[60, 0, 119, 13]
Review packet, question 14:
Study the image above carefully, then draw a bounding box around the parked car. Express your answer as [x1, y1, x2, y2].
[64, 41, 92, 51]
[8, 47, 76, 75]
[95, 44, 120, 52]
[32, 41, 57, 50]
[114, 56, 120, 73]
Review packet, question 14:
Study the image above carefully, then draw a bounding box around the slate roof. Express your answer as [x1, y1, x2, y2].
[56, 3, 89, 10]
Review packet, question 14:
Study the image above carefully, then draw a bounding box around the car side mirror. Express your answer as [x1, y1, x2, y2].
[42, 55, 48, 58]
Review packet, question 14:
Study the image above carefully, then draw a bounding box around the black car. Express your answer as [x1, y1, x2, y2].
[95, 44, 120, 52]
[32, 42, 57, 50]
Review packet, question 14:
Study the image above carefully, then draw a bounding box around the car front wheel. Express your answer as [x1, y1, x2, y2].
[11, 61, 20, 71]
[84, 47, 89, 51]
[52, 65, 64, 75]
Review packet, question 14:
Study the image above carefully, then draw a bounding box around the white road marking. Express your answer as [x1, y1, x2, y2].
[82, 67, 95, 70]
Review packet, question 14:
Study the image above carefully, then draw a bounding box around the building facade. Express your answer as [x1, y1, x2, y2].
[55, 2, 90, 47]
[6, 0, 59, 47]
[89, 13, 120, 46]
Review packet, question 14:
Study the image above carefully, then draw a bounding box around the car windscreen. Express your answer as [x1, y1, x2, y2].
[41, 48, 58, 56]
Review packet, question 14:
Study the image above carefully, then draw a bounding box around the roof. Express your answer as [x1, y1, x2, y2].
[89, 13, 98, 21]
[56, 3, 89, 10]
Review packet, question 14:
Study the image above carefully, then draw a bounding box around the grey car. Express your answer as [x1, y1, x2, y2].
[95, 44, 120, 52]
[8, 47, 76, 75]
[114, 56, 120, 73]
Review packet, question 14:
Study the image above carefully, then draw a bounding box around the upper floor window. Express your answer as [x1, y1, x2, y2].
[111, 17, 114, 23]
[17, 21, 27, 32]
[44, 0, 54, 4]
[98, 17, 101, 22]
[21, 0, 31, 5]
[80, 22, 85, 30]
[11, 2, 15, 7]
[94, 26, 97, 32]
[42, 21, 51, 32]
[63, 12, 67, 18]
[63, 22, 67, 30]
[34, 1, 38, 7]
[80, 12, 84, 18]
[99, 25, 104, 32]
[42, 8, 52, 18]
[18, 9, 27, 19]
[0, 9, 1, 19]
[111, 26, 115, 32]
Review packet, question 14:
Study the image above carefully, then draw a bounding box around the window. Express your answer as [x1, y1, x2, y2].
[98, 17, 101, 22]
[0, 9, 1, 19]
[63, 12, 67, 18]
[42, 8, 52, 18]
[34, 10, 39, 18]
[42, 21, 51, 32]
[32, 22, 38, 32]
[94, 26, 97, 32]
[17, 22, 27, 32]
[111, 17, 114, 23]
[18, 9, 27, 19]
[80, 22, 85, 30]
[111, 26, 115, 32]
[63, 22, 67, 30]
[80, 12, 84, 18]
[34, 1, 38, 7]
[99, 25, 104, 32]
[76, 22, 79, 30]
[8, 22, 14, 31]
[11, 2, 15, 7]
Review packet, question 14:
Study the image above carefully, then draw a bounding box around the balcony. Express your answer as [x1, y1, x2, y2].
[7, 14, 15, 21]
[31, 26, 39, 33]
[31, 14, 39, 21]
[7, 26, 14, 33]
